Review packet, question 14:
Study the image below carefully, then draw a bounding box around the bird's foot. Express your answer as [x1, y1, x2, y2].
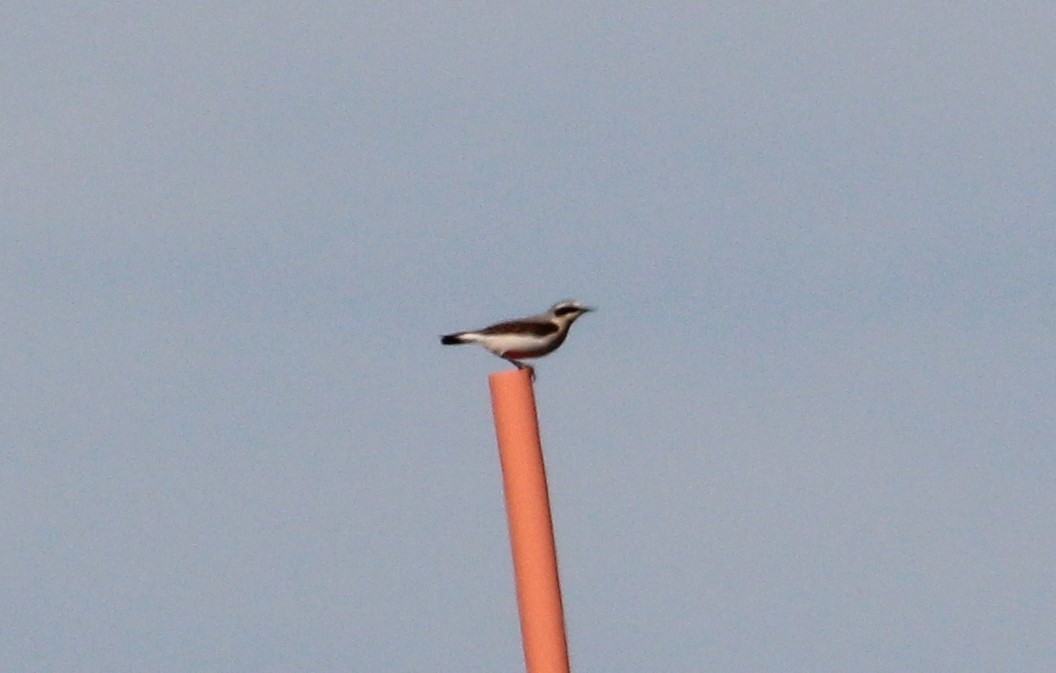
[505, 359, 536, 380]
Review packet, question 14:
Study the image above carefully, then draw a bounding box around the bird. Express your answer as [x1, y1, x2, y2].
[441, 300, 594, 375]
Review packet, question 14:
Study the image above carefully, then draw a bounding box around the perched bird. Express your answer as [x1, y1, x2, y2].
[441, 300, 594, 374]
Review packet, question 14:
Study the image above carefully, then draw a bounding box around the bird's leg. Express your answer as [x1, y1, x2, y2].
[503, 358, 536, 380]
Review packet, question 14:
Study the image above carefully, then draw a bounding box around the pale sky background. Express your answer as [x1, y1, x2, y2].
[3, 4, 1055, 672]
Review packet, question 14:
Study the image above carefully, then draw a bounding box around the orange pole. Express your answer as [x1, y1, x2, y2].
[489, 368, 571, 673]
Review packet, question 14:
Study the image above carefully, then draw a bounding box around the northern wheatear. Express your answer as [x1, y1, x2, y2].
[441, 300, 594, 374]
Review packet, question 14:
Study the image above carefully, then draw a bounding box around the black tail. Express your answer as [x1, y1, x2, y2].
[441, 333, 467, 345]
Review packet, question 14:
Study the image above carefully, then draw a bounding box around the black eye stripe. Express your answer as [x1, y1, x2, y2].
[554, 305, 581, 316]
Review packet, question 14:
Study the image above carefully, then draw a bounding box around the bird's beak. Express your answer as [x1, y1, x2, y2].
[583, 306, 596, 312]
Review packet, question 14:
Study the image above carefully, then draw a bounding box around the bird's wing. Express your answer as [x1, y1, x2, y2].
[477, 319, 559, 337]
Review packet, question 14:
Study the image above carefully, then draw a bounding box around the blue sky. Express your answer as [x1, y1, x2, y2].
[3, 4, 1054, 672]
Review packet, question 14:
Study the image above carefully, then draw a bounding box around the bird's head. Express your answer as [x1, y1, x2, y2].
[549, 299, 594, 324]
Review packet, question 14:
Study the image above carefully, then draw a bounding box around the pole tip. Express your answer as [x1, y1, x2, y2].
[488, 367, 534, 386]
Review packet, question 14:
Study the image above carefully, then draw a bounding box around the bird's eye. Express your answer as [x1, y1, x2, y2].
[554, 306, 580, 316]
